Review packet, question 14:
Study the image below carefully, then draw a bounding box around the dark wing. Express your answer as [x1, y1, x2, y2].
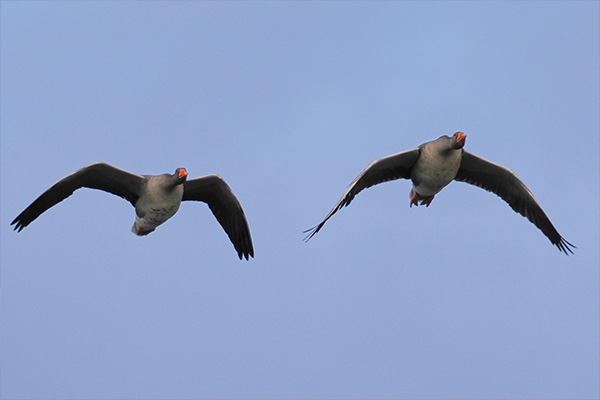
[183, 175, 254, 260]
[454, 151, 574, 254]
[304, 148, 421, 240]
[12, 162, 145, 232]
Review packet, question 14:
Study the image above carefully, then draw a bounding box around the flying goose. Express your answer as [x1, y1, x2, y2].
[304, 132, 574, 254]
[11, 162, 254, 260]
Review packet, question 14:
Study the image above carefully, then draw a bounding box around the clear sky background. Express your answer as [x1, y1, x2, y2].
[1, 2, 598, 399]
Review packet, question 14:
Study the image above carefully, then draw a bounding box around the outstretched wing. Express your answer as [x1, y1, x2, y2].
[454, 151, 574, 254]
[304, 148, 420, 240]
[12, 162, 144, 231]
[183, 175, 254, 260]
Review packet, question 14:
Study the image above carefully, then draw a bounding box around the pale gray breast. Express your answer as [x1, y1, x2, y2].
[411, 144, 462, 196]
[135, 176, 184, 219]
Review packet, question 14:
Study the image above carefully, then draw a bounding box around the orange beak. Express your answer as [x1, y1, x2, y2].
[456, 132, 466, 142]
[178, 169, 188, 179]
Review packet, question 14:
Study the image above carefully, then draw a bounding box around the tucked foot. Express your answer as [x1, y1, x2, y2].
[136, 226, 155, 236]
[410, 189, 420, 207]
[409, 189, 435, 207]
[421, 195, 435, 207]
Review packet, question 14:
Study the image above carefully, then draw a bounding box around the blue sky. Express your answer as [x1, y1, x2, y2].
[1, 2, 598, 399]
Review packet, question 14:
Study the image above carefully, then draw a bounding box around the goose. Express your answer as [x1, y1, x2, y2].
[304, 132, 574, 255]
[11, 162, 254, 260]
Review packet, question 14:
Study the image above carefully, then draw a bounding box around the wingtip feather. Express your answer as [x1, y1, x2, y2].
[302, 225, 321, 242]
[556, 237, 576, 256]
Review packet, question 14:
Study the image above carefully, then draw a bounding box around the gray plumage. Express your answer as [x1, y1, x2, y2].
[11, 162, 254, 260]
[304, 132, 574, 255]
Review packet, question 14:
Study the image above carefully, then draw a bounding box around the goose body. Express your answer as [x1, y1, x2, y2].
[409, 133, 465, 205]
[131, 173, 185, 236]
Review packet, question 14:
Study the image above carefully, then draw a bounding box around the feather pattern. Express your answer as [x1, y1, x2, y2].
[304, 148, 420, 240]
[183, 175, 254, 260]
[454, 151, 574, 254]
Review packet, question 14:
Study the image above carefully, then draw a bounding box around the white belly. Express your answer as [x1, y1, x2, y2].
[411, 147, 462, 196]
[131, 182, 184, 235]
[132, 203, 181, 235]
